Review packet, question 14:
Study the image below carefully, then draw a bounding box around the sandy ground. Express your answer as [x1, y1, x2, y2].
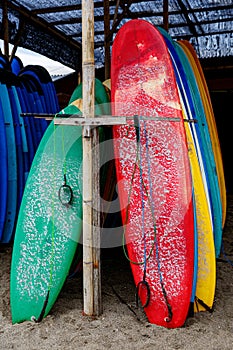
[1, 196, 233, 350]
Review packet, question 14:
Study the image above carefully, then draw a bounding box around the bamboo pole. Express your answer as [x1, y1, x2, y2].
[82, 0, 102, 316]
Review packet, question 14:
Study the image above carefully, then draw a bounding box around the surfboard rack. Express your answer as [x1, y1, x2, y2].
[54, 115, 183, 125]
[21, 113, 186, 124]
[21, 112, 192, 138]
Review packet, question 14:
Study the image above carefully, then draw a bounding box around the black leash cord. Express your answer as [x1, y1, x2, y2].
[195, 296, 213, 313]
[31, 290, 50, 323]
[136, 279, 151, 308]
[58, 174, 73, 207]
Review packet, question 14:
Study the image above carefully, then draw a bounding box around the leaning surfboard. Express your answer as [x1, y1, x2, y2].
[158, 27, 216, 313]
[179, 40, 226, 228]
[175, 42, 222, 258]
[111, 19, 195, 328]
[10, 79, 110, 324]
[0, 97, 8, 240]
[0, 82, 17, 244]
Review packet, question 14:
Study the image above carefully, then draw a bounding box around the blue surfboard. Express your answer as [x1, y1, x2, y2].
[11, 86, 29, 186]
[0, 69, 29, 212]
[0, 98, 8, 240]
[0, 83, 17, 243]
[15, 84, 35, 169]
[0, 52, 9, 70]
[8, 86, 24, 212]
[18, 77, 39, 152]
[20, 65, 57, 113]
[19, 75, 44, 147]
[11, 56, 23, 75]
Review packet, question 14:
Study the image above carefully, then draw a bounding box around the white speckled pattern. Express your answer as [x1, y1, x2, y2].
[11, 119, 83, 323]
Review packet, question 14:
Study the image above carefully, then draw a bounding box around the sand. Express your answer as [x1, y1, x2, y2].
[1, 196, 233, 350]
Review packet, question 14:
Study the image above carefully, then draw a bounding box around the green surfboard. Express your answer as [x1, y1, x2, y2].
[10, 79, 110, 324]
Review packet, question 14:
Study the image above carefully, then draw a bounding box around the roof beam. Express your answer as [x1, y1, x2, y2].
[185, 0, 205, 36]
[48, 0, 134, 26]
[31, 5, 82, 15]
[31, 1, 108, 15]
[93, 27, 233, 48]
[32, 2, 233, 18]
[45, 3, 233, 26]
[31, 0, 134, 15]
[69, 15, 233, 40]
[106, 0, 134, 42]
[175, 0, 200, 37]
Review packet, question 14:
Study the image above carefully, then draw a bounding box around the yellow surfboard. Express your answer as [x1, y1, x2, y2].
[183, 118, 216, 312]
[178, 40, 227, 228]
[176, 76, 216, 312]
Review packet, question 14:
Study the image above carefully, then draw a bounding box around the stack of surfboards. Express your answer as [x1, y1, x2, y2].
[110, 19, 225, 327]
[9, 19, 225, 328]
[0, 59, 59, 243]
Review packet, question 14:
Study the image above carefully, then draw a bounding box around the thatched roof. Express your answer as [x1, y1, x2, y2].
[0, 0, 232, 70]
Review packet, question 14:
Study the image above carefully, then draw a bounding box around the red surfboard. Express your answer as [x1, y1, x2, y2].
[111, 19, 195, 328]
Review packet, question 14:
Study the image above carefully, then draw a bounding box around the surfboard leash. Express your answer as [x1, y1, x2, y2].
[142, 117, 173, 323]
[121, 118, 154, 309]
[121, 116, 173, 321]
[137, 115, 151, 309]
[121, 147, 155, 265]
[31, 291, 50, 323]
[122, 121, 155, 266]
[58, 117, 73, 207]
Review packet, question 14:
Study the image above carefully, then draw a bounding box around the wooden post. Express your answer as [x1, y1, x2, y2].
[104, 0, 110, 80]
[3, 0, 9, 57]
[163, 0, 169, 32]
[82, 0, 102, 316]
[9, 20, 25, 63]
